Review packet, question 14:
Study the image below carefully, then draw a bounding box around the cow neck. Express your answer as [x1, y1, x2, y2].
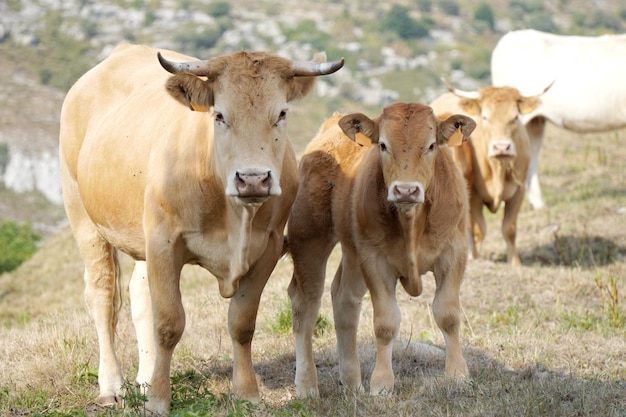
[487, 158, 514, 210]
[217, 202, 260, 298]
[396, 204, 425, 297]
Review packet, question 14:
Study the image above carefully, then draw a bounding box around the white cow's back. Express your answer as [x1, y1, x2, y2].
[491, 29, 626, 132]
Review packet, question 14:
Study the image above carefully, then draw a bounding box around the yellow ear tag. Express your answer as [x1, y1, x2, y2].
[447, 128, 465, 147]
[190, 102, 209, 112]
[355, 132, 374, 147]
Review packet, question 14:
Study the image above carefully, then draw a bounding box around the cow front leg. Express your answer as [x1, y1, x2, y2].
[502, 188, 524, 266]
[129, 261, 156, 391]
[433, 258, 468, 379]
[332, 248, 368, 393]
[469, 193, 486, 260]
[228, 236, 284, 402]
[144, 242, 185, 415]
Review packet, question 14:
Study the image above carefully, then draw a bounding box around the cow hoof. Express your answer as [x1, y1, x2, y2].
[98, 395, 119, 407]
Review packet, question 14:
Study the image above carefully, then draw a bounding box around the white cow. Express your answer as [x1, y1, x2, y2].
[491, 29, 626, 209]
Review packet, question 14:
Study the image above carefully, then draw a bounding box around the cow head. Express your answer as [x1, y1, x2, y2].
[158, 51, 344, 205]
[339, 103, 475, 208]
[445, 83, 543, 162]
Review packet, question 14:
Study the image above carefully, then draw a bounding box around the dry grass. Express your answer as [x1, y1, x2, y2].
[1, 125, 625, 416]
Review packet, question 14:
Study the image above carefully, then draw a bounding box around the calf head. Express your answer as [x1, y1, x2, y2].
[339, 102, 475, 208]
[158, 51, 344, 205]
[449, 85, 542, 163]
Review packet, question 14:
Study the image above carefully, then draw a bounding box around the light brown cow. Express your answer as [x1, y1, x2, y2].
[287, 103, 475, 397]
[430, 84, 545, 266]
[59, 43, 343, 414]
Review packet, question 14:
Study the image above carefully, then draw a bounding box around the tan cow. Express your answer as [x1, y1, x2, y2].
[59, 43, 343, 414]
[430, 84, 545, 266]
[287, 103, 475, 397]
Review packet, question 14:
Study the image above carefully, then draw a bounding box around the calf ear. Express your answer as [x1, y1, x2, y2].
[518, 96, 542, 115]
[438, 114, 476, 147]
[165, 74, 214, 112]
[338, 113, 379, 143]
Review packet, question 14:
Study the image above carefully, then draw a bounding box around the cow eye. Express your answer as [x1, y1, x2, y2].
[428, 142, 435, 152]
[214, 112, 225, 124]
[275, 110, 287, 126]
[379, 142, 387, 152]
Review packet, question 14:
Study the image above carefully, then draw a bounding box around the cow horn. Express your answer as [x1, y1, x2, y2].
[291, 57, 345, 77]
[441, 77, 480, 99]
[157, 52, 212, 75]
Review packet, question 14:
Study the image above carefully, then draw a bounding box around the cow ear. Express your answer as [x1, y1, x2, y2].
[518, 96, 542, 115]
[165, 73, 214, 112]
[338, 113, 379, 143]
[438, 114, 476, 147]
[458, 98, 481, 116]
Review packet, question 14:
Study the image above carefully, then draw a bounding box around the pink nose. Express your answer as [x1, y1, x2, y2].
[392, 183, 423, 204]
[489, 140, 516, 157]
[235, 170, 272, 198]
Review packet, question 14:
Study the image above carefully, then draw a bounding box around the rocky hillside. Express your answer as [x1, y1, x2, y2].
[0, 0, 624, 234]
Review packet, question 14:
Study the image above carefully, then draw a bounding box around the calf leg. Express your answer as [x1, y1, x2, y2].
[332, 248, 368, 393]
[433, 253, 468, 379]
[288, 237, 336, 398]
[362, 256, 400, 395]
[129, 261, 156, 390]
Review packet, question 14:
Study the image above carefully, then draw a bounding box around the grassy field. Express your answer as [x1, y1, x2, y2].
[1, 122, 625, 416]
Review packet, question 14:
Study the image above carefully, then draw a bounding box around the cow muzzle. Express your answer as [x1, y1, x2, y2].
[388, 181, 424, 205]
[488, 140, 517, 158]
[229, 168, 280, 204]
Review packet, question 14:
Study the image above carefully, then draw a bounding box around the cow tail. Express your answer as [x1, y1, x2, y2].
[111, 250, 123, 335]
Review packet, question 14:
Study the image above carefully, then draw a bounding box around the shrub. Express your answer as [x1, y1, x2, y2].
[0, 220, 41, 273]
[474, 3, 495, 32]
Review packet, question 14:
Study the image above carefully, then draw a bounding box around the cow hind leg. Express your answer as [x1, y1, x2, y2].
[288, 238, 336, 398]
[432, 258, 469, 379]
[79, 235, 124, 405]
[332, 248, 368, 394]
[128, 261, 156, 391]
[525, 116, 546, 210]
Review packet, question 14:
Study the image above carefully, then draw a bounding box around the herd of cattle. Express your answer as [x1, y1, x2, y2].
[58, 29, 625, 414]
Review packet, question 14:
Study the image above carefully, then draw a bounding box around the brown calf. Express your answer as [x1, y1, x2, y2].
[287, 103, 475, 397]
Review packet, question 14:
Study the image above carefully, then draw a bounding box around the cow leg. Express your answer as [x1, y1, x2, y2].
[469, 193, 486, 259]
[525, 116, 546, 210]
[433, 254, 469, 379]
[81, 242, 124, 406]
[228, 232, 284, 402]
[144, 238, 185, 415]
[288, 238, 336, 398]
[502, 189, 524, 266]
[332, 247, 368, 393]
[362, 256, 400, 395]
[63, 173, 124, 405]
[128, 261, 156, 391]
